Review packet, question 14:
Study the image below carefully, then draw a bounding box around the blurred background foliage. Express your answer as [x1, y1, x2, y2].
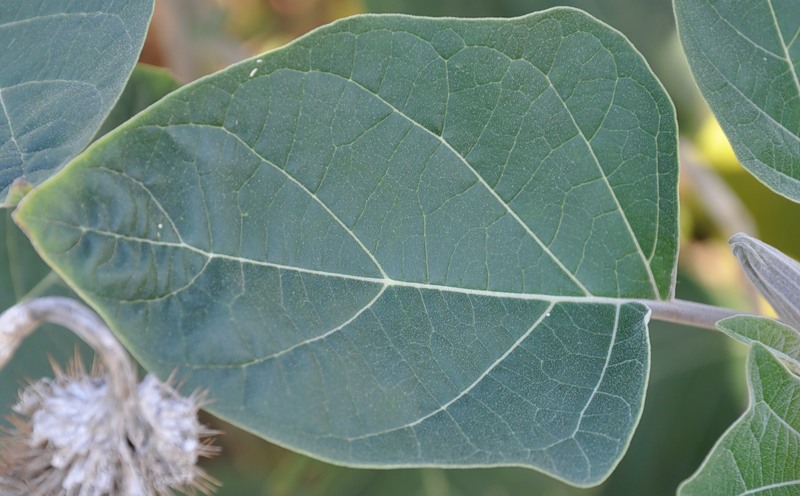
[3, 0, 800, 494]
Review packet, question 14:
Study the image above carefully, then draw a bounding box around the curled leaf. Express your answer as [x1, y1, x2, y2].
[730, 233, 800, 331]
[716, 315, 800, 374]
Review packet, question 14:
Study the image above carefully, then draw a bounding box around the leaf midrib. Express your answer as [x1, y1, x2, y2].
[48, 219, 647, 306]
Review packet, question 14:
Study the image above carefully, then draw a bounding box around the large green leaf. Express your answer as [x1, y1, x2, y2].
[679, 343, 800, 495]
[16, 10, 678, 486]
[0, 0, 154, 205]
[674, 0, 800, 202]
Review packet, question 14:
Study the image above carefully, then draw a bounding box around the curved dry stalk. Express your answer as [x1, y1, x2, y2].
[0, 297, 217, 496]
[0, 297, 137, 405]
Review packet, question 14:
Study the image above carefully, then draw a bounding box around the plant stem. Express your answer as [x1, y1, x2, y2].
[0, 297, 137, 400]
[639, 298, 745, 331]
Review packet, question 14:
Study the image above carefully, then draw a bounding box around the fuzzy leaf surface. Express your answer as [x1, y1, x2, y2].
[16, 10, 678, 486]
[0, 0, 154, 204]
[675, 0, 800, 201]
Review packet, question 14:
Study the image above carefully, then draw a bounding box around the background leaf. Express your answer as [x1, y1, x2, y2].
[674, 0, 800, 202]
[363, 0, 676, 57]
[0, 62, 180, 421]
[0, 0, 155, 205]
[94, 64, 181, 140]
[679, 343, 800, 495]
[16, 10, 678, 486]
[0, 210, 85, 421]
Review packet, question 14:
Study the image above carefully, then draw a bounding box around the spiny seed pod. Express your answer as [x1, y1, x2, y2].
[0, 297, 218, 496]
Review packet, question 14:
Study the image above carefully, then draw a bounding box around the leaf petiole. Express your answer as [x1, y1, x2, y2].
[640, 298, 744, 331]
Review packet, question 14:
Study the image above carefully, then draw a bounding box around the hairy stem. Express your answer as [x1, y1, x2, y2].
[639, 298, 745, 331]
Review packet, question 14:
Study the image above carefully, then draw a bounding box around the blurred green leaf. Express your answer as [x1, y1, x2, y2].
[363, 0, 675, 58]
[365, 0, 517, 17]
[0, 0, 155, 205]
[0, 210, 85, 420]
[675, 0, 800, 202]
[720, 169, 800, 260]
[95, 64, 181, 140]
[679, 343, 800, 495]
[16, 10, 678, 486]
